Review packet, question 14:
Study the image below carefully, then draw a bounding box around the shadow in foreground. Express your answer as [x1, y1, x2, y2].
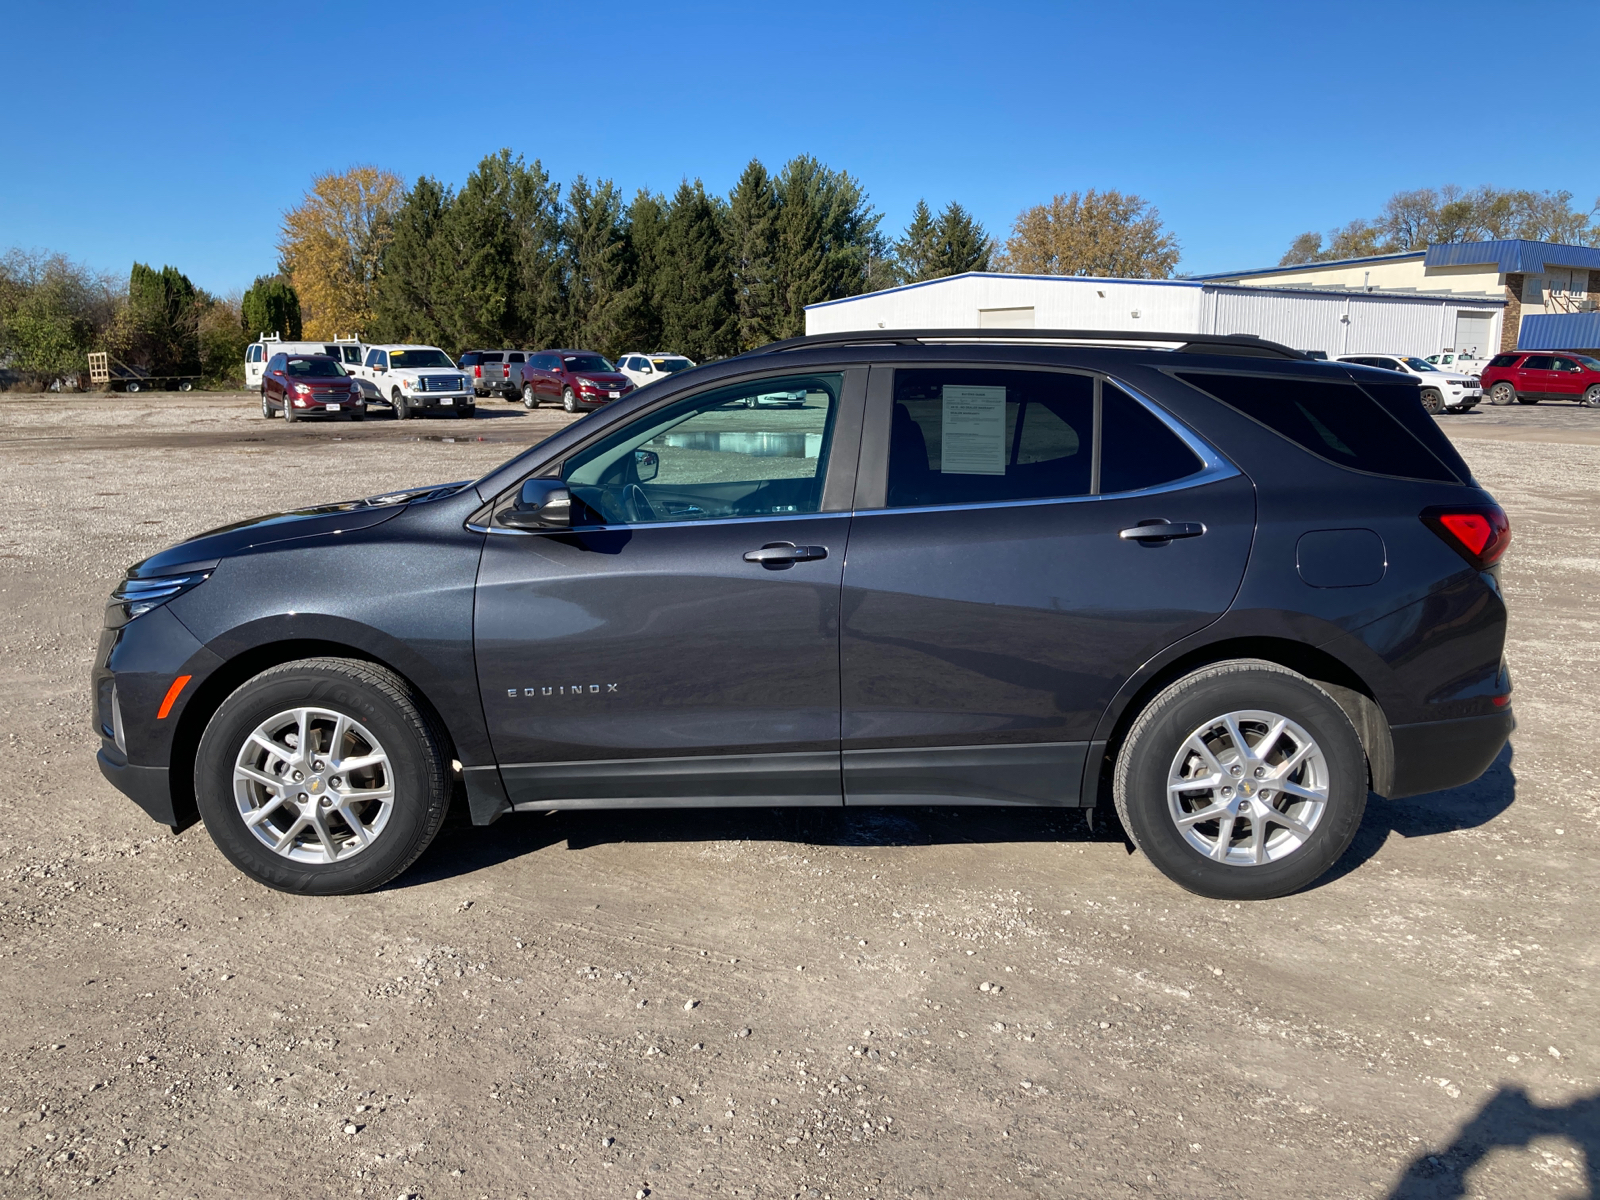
[1388, 1086, 1598, 1199]
[399, 743, 1516, 891]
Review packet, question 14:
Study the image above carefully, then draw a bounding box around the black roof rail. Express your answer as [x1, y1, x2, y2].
[738, 328, 1308, 361]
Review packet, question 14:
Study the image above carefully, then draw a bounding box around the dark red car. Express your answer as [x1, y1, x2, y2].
[261, 353, 367, 421]
[520, 350, 636, 412]
[1480, 351, 1600, 407]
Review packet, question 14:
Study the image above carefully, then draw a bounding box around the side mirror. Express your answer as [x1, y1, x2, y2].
[640, 363, 653, 374]
[633, 449, 659, 482]
[498, 479, 571, 530]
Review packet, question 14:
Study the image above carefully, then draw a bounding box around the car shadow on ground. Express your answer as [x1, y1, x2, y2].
[1385, 1084, 1597, 1198]
[398, 744, 1516, 892]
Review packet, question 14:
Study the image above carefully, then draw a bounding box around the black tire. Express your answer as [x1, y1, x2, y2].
[1583, 385, 1600, 408]
[1516, 396, 1540, 405]
[125, 380, 142, 394]
[193, 658, 452, 895]
[1419, 388, 1443, 415]
[392, 388, 409, 420]
[458, 405, 475, 419]
[1489, 382, 1516, 406]
[1112, 659, 1367, 901]
[178, 380, 194, 392]
[523, 382, 538, 409]
[261, 389, 273, 419]
[284, 398, 299, 422]
[562, 386, 579, 413]
[350, 411, 365, 421]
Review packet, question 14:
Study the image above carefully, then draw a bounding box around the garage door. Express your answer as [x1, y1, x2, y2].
[978, 307, 1034, 329]
[1454, 311, 1496, 357]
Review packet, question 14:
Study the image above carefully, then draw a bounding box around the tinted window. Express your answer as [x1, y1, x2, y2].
[268, 354, 284, 370]
[653, 357, 693, 373]
[480, 352, 503, 363]
[459, 353, 480, 366]
[1552, 356, 1580, 372]
[1489, 354, 1518, 367]
[1521, 355, 1555, 370]
[1176, 372, 1459, 483]
[508, 352, 524, 363]
[365, 349, 382, 368]
[341, 345, 362, 364]
[1099, 384, 1204, 494]
[562, 374, 841, 526]
[563, 354, 615, 372]
[886, 369, 1093, 507]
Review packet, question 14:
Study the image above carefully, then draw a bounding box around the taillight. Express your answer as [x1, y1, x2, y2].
[1421, 504, 1511, 570]
[474, 365, 482, 377]
[503, 364, 510, 378]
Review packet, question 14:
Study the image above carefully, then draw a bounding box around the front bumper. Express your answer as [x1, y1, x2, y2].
[98, 744, 184, 828]
[1388, 707, 1514, 798]
[404, 392, 472, 409]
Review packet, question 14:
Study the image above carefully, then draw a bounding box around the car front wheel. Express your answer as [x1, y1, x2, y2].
[1582, 384, 1600, 408]
[193, 658, 452, 895]
[1489, 382, 1517, 406]
[562, 386, 579, 413]
[392, 388, 409, 420]
[261, 389, 273, 418]
[1113, 659, 1367, 900]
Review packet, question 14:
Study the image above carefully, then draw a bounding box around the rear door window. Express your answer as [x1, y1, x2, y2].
[1520, 355, 1555, 370]
[883, 370, 1204, 509]
[481, 352, 503, 363]
[508, 352, 525, 364]
[1176, 372, 1463, 483]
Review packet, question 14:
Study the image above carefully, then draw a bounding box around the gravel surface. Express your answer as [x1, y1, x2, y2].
[0, 391, 1594, 1199]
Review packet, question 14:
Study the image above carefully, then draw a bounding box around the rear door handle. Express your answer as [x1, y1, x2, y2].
[744, 541, 828, 567]
[1119, 520, 1205, 542]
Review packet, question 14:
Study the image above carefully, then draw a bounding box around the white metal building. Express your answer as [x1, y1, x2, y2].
[804, 272, 1506, 359]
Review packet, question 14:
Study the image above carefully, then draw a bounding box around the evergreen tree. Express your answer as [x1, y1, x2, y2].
[727, 160, 779, 350]
[436, 149, 523, 352]
[370, 176, 450, 347]
[619, 189, 668, 353]
[509, 158, 565, 349]
[561, 175, 632, 354]
[656, 180, 737, 362]
[772, 156, 882, 337]
[931, 202, 992, 277]
[115, 263, 201, 373]
[241, 275, 302, 339]
[893, 200, 939, 283]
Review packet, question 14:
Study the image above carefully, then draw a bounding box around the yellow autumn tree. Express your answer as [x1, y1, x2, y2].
[996, 189, 1180, 279]
[278, 166, 404, 338]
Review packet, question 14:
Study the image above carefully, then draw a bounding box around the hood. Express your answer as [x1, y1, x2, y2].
[578, 373, 632, 386]
[126, 481, 471, 579]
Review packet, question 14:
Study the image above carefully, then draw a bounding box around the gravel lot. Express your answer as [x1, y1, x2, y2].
[0, 391, 1594, 1199]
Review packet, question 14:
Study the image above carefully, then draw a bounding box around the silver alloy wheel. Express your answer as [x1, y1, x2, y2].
[563, 386, 578, 413]
[1490, 381, 1516, 406]
[1584, 384, 1600, 408]
[232, 706, 395, 864]
[1166, 709, 1329, 866]
[523, 382, 536, 408]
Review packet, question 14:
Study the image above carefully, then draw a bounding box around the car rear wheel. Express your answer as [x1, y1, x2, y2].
[1113, 659, 1367, 900]
[562, 386, 579, 413]
[1488, 382, 1517, 406]
[1419, 388, 1443, 415]
[1582, 384, 1600, 408]
[523, 382, 538, 409]
[193, 658, 452, 895]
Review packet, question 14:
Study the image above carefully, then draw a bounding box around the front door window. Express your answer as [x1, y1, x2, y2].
[562, 373, 842, 525]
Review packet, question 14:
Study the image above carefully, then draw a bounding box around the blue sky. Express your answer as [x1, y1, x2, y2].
[4, 0, 1597, 294]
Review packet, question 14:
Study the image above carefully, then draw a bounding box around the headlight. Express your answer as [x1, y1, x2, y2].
[576, 377, 598, 389]
[293, 383, 312, 395]
[107, 571, 212, 627]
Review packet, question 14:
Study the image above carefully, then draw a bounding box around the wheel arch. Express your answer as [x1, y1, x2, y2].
[1083, 635, 1393, 811]
[167, 638, 461, 832]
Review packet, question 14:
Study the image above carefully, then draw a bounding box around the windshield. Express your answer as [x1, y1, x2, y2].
[563, 355, 615, 373]
[1573, 355, 1600, 370]
[284, 356, 346, 377]
[651, 357, 692, 373]
[1401, 357, 1437, 372]
[390, 348, 455, 369]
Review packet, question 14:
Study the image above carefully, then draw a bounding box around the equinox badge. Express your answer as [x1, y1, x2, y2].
[508, 684, 619, 697]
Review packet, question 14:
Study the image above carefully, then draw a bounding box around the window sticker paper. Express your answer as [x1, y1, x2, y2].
[940, 385, 1007, 475]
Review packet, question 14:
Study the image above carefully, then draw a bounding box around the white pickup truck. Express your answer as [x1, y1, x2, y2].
[245, 336, 363, 391]
[355, 345, 475, 420]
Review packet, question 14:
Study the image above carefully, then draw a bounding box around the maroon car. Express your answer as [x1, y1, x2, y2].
[521, 350, 636, 412]
[1480, 351, 1600, 407]
[261, 353, 367, 421]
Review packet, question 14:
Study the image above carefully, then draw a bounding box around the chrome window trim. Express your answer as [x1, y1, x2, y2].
[470, 508, 848, 538]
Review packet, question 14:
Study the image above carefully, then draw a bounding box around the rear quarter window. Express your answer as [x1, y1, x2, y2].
[1175, 372, 1464, 483]
[1488, 354, 1518, 368]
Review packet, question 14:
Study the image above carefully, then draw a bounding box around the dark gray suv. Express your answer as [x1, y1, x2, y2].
[93, 330, 1513, 901]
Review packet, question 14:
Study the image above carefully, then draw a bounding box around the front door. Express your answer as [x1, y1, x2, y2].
[474, 368, 865, 809]
[839, 366, 1254, 807]
[1548, 355, 1586, 399]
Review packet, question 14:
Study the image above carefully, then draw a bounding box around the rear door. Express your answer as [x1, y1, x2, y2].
[1517, 354, 1557, 397]
[839, 365, 1254, 807]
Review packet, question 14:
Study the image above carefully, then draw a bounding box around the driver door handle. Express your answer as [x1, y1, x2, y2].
[744, 541, 828, 567]
[1118, 520, 1205, 542]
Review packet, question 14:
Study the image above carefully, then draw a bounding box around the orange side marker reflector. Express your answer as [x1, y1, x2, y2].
[157, 675, 192, 720]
